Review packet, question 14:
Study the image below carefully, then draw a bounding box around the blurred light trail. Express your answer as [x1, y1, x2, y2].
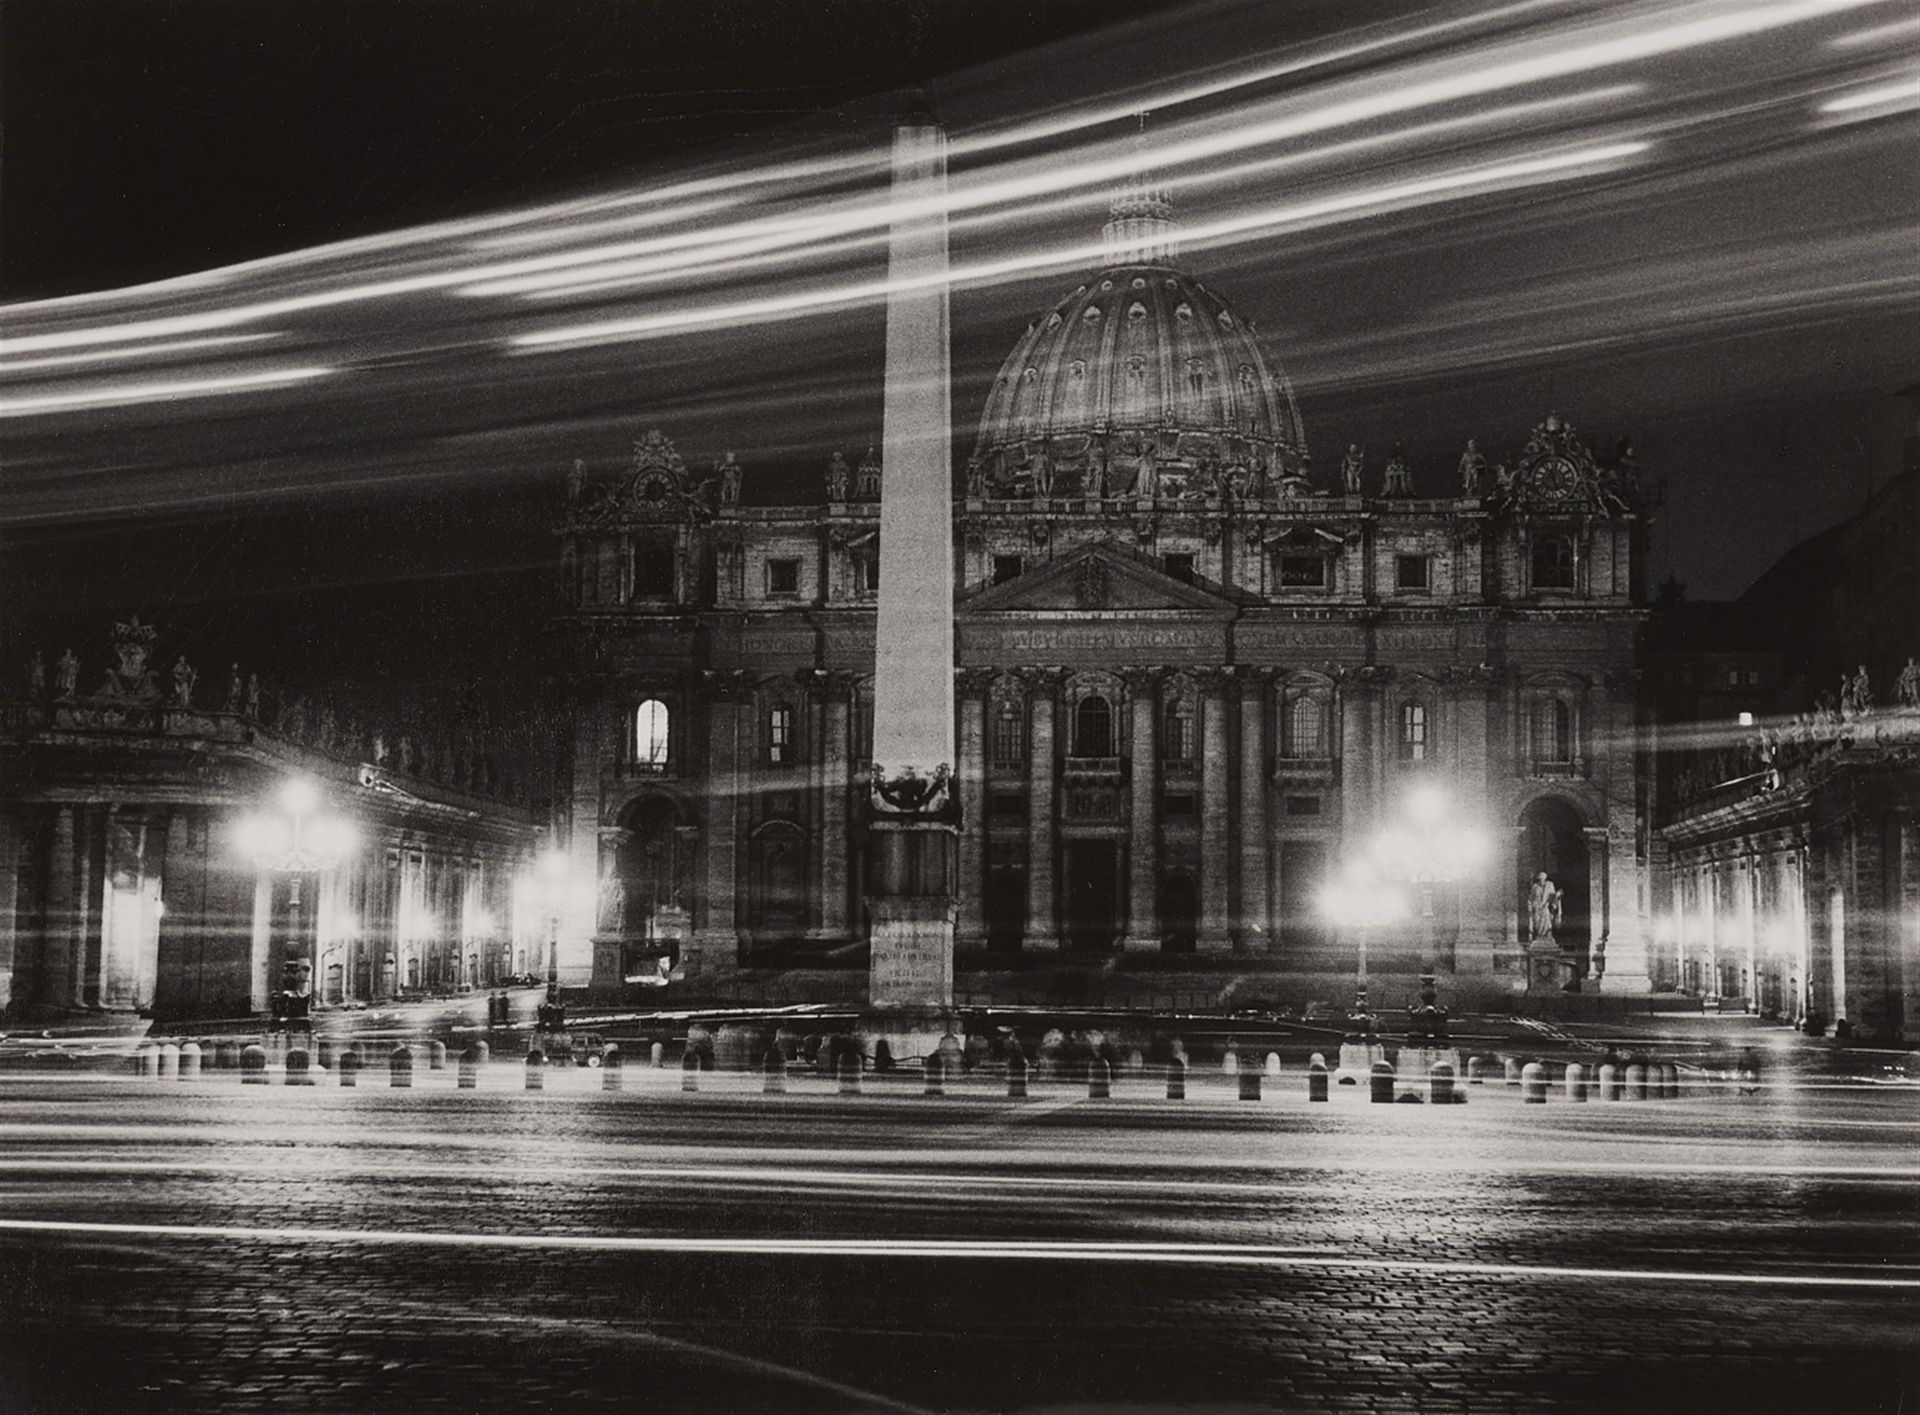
[4, 1218, 1919, 1290]
[509, 142, 1651, 350]
[1819, 73, 1920, 112]
[0, 365, 335, 418]
[1829, 16, 1920, 49]
[0, 333, 279, 375]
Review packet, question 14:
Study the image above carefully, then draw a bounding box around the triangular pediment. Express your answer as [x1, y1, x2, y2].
[960, 543, 1241, 614]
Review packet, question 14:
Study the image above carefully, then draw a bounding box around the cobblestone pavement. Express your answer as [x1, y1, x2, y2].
[0, 1064, 1914, 1413]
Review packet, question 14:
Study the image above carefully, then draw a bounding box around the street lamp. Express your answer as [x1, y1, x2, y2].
[536, 848, 569, 1035]
[236, 778, 358, 1028]
[1316, 858, 1409, 1022]
[1368, 782, 1489, 974]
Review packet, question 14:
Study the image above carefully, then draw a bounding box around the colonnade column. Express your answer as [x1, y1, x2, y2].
[954, 669, 991, 950]
[1121, 668, 1160, 952]
[694, 671, 744, 973]
[1236, 670, 1270, 954]
[1023, 669, 1060, 951]
[820, 672, 853, 942]
[1197, 668, 1231, 953]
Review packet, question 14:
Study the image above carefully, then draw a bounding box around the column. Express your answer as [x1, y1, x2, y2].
[1702, 862, 1720, 997]
[565, 697, 608, 988]
[0, 810, 17, 1013]
[1338, 675, 1373, 841]
[954, 669, 991, 950]
[1198, 669, 1231, 953]
[1584, 825, 1607, 982]
[1455, 673, 1500, 975]
[1899, 822, 1920, 1044]
[695, 672, 744, 972]
[1672, 857, 1689, 994]
[1121, 668, 1160, 952]
[1789, 844, 1809, 1023]
[1741, 854, 1760, 1010]
[43, 807, 77, 1009]
[1596, 676, 1650, 992]
[1024, 670, 1059, 951]
[1237, 670, 1270, 953]
[820, 674, 854, 942]
[155, 808, 206, 1019]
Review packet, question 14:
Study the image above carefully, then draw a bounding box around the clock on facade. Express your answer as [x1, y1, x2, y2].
[1528, 457, 1579, 500]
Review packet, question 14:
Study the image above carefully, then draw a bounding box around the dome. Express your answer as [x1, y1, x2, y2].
[971, 185, 1306, 497]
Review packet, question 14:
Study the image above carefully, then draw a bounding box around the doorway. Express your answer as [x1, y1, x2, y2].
[1518, 797, 1591, 979]
[1158, 871, 1198, 954]
[1063, 841, 1120, 953]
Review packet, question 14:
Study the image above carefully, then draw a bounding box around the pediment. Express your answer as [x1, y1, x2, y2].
[960, 544, 1241, 615]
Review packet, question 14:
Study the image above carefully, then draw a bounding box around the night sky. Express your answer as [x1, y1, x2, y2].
[3, 0, 1918, 688]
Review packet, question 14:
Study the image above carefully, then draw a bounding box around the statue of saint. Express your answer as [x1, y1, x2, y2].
[1527, 872, 1563, 945]
[825, 451, 851, 502]
[224, 664, 243, 711]
[1382, 447, 1413, 497]
[1458, 439, 1489, 496]
[856, 447, 882, 500]
[1898, 656, 1920, 710]
[171, 657, 197, 708]
[1842, 664, 1872, 719]
[245, 673, 261, 719]
[1031, 451, 1053, 498]
[1340, 444, 1364, 495]
[965, 459, 986, 499]
[28, 652, 45, 696]
[716, 452, 742, 505]
[1082, 455, 1105, 501]
[55, 649, 79, 700]
[566, 458, 586, 503]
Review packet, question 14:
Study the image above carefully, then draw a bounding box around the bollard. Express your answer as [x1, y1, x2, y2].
[1504, 1057, 1523, 1086]
[682, 1049, 701, 1093]
[1565, 1062, 1588, 1102]
[650, 1041, 665, 1069]
[135, 1044, 159, 1079]
[1625, 1062, 1648, 1101]
[316, 1038, 336, 1072]
[762, 1046, 785, 1096]
[1238, 1053, 1262, 1103]
[427, 1039, 447, 1072]
[1166, 1055, 1187, 1101]
[284, 1047, 314, 1085]
[1466, 1056, 1485, 1085]
[1308, 1057, 1329, 1103]
[924, 1054, 945, 1098]
[1265, 1051, 1282, 1079]
[240, 1044, 268, 1085]
[389, 1044, 414, 1089]
[1221, 1047, 1239, 1076]
[526, 1048, 545, 1091]
[338, 1049, 361, 1086]
[838, 1050, 863, 1096]
[602, 1045, 623, 1091]
[1597, 1062, 1621, 1101]
[1007, 1051, 1029, 1099]
[1088, 1057, 1111, 1100]
[1370, 1061, 1395, 1103]
[458, 1046, 481, 1089]
[1430, 1061, 1456, 1106]
[178, 1041, 202, 1080]
[216, 1040, 241, 1073]
[1521, 1061, 1547, 1104]
[156, 1042, 180, 1080]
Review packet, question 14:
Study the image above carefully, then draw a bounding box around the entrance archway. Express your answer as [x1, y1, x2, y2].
[1518, 797, 1591, 982]
[1063, 841, 1120, 952]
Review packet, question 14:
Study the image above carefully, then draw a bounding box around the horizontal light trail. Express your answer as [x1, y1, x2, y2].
[509, 141, 1651, 350]
[0, 365, 336, 417]
[3, 1217, 1916, 1290]
[1819, 73, 1920, 111]
[0, 333, 279, 375]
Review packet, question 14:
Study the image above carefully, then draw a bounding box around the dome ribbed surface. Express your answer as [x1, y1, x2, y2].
[973, 263, 1306, 480]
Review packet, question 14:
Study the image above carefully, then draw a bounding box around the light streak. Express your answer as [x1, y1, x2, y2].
[1819, 73, 1920, 111]
[3, 1218, 1918, 1290]
[0, 365, 336, 417]
[1828, 16, 1920, 49]
[508, 142, 1651, 350]
[0, 333, 279, 375]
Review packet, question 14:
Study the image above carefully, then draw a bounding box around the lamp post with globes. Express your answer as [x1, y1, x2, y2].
[236, 779, 358, 1032]
[535, 848, 570, 1038]
[1317, 858, 1409, 1076]
[1367, 782, 1488, 1048]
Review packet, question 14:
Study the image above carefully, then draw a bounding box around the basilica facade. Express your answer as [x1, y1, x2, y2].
[553, 188, 1656, 1010]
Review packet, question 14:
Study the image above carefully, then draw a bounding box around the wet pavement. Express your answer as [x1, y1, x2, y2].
[0, 1061, 1915, 1413]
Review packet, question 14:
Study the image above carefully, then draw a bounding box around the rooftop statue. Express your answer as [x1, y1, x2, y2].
[1897, 656, 1920, 710]
[1340, 444, 1364, 495]
[1381, 447, 1413, 497]
[826, 451, 851, 502]
[1458, 439, 1488, 496]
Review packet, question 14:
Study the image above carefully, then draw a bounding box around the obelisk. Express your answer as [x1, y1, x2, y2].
[866, 112, 957, 1009]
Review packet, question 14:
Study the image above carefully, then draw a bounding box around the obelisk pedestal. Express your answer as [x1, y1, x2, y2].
[866, 114, 958, 1012]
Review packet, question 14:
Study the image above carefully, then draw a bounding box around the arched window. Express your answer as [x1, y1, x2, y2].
[1284, 695, 1326, 759]
[766, 703, 793, 765]
[992, 696, 1025, 768]
[1399, 702, 1428, 761]
[1532, 698, 1572, 766]
[1162, 697, 1195, 762]
[634, 699, 670, 771]
[1532, 535, 1575, 590]
[1075, 694, 1114, 758]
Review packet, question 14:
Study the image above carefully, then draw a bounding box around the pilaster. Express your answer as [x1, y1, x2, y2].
[694, 671, 745, 971]
[1197, 668, 1232, 953]
[1237, 669, 1270, 953]
[1121, 667, 1160, 952]
[820, 672, 854, 941]
[955, 668, 992, 949]
[1024, 668, 1062, 950]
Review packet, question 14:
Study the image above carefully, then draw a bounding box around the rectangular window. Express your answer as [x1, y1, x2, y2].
[1283, 696, 1325, 759]
[767, 704, 793, 765]
[990, 790, 1024, 819]
[634, 547, 675, 598]
[766, 558, 801, 596]
[1285, 794, 1322, 817]
[1395, 555, 1431, 590]
[1279, 554, 1327, 588]
[1163, 553, 1196, 584]
[1531, 536, 1575, 590]
[1162, 793, 1197, 818]
[858, 550, 880, 593]
[991, 699, 1025, 767]
[1400, 702, 1428, 761]
[991, 554, 1023, 585]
